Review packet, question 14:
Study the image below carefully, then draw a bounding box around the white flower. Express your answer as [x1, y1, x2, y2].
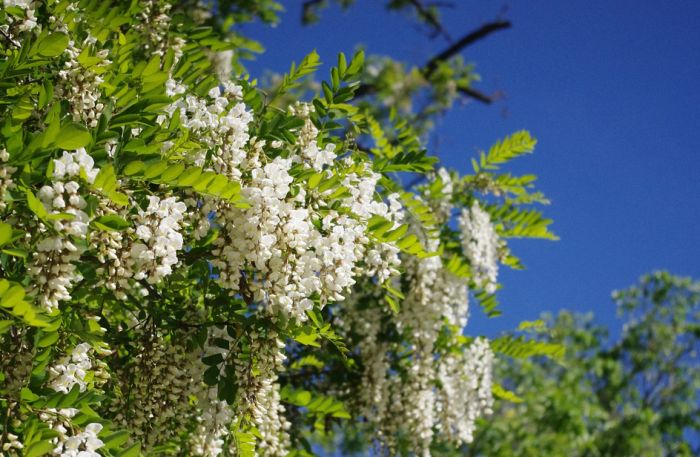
[459, 201, 500, 293]
[126, 195, 188, 284]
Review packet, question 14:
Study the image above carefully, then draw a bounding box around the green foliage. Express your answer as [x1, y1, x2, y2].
[466, 272, 700, 457]
[472, 130, 537, 173]
[484, 202, 558, 240]
[490, 335, 565, 361]
[0, 1, 556, 455]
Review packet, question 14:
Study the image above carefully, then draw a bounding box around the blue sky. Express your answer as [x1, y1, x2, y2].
[242, 1, 700, 337]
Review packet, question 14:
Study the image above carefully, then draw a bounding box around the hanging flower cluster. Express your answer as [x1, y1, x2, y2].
[459, 201, 501, 294]
[338, 177, 499, 455]
[0, 0, 556, 455]
[28, 149, 98, 311]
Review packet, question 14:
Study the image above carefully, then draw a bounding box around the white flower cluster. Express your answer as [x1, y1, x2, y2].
[29, 149, 98, 311]
[237, 331, 290, 457]
[295, 104, 337, 171]
[109, 323, 293, 456]
[48, 343, 93, 394]
[345, 307, 493, 455]
[254, 382, 291, 456]
[188, 326, 235, 457]
[430, 167, 455, 222]
[163, 80, 251, 174]
[92, 194, 188, 299]
[209, 50, 234, 81]
[2, 0, 38, 33]
[135, 0, 173, 57]
[0, 148, 16, 212]
[341, 205, 495, 455]
[398, 237, 469, 342]
[129, 196, 187, 284]
[387, 237, 471, 456]
[362, 192, 404, 283]
[52, 422, 104, 457]
[337, 296, 395, 444]
[111, 332, 201, 449]
[189, 389, 233, 457]
[55, 41, 108, 128]
[197, 100, 399, 321]
[459, 201, 500, 293]
[436, 337, 494, 446]
[42, 409, 104, 457]
[2, 432, 23, 454]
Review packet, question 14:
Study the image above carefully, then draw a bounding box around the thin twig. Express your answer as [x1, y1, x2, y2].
[457, 86, 494, 104]
[407, 0, 452, 41]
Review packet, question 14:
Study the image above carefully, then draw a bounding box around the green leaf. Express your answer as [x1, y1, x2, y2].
[102, 431, 130, 450]
[337, 52, 347, 76]
[476, 130, 537, 172]
[292, 390, 312, 406]
[308, 172, 323, 189]
[322, 81, 333, 104]
[492, 383, 523, 403]
[386, 295, 400, 314]
[37, 33, 69, 57]
[55, 123, 92, 150]
[20, 387, 39, 402]
[396, 234, 419, 250]
[176, 167, 203, 186]
[2, 248, 27, 259]
[203, 366, 219, 386]
[491, 336, 565, 361]
[26, 189, 48, 220]
[160, 163, 185, 182]
[382, 224, 408, 242]
[143, 161, 169, 180]
[202, 353, 224, 366]
[57, 384, 81, 408]
[347, 49, 365, 76]
[294, 328, 321, 347]
[25, 440, 55, 457]
[0, 222, 12, 246]
[36, 331, 59, 348]
[0, 284, 25, 309]
[118, 442, 141, 457]
[0, 320, 13, 334]
[123, 161, 146, 176]
[92, 215, 130, 231]
[217, 375, 237, 404]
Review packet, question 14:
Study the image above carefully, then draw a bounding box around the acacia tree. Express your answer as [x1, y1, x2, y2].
[0, 1, 557, 456]
[465, 271, 700, 457]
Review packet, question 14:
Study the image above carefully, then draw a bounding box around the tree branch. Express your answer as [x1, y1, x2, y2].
[423, 20, 511, 75]
[458, 86, 495, 104]
[354, 19, 511, 103]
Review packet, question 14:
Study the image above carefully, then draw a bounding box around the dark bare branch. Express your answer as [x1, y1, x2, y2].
[355, 19, 511, 103]
[457, 86, 494, 104]
[423, 20, 511, 75]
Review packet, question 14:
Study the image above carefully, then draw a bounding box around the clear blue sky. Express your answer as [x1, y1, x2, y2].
[241, 1, 700, 337]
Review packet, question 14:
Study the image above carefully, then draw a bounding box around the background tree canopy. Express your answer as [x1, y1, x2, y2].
[465, 271, 700, 457]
